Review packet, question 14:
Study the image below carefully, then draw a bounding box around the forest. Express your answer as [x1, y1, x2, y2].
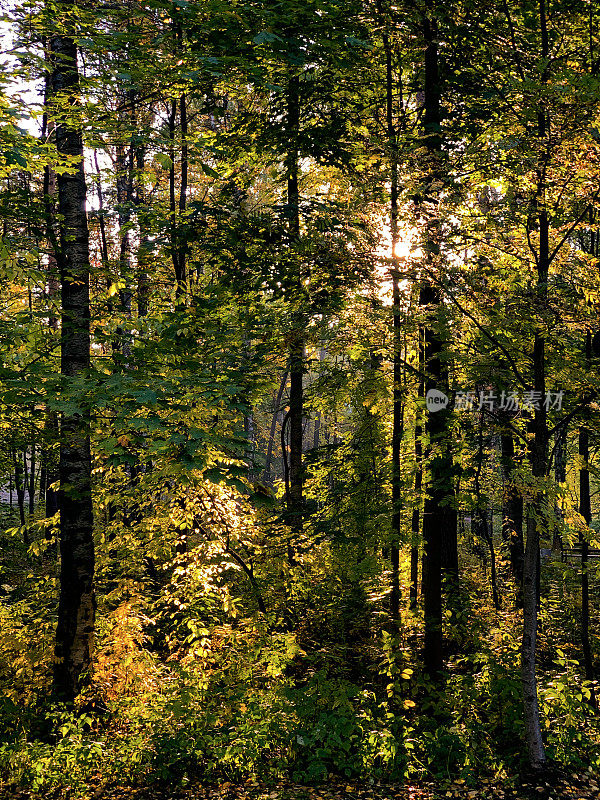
[1, 0, 600, 797]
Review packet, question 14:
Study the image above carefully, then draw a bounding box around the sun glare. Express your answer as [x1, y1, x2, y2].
[374, 217, 421, 304]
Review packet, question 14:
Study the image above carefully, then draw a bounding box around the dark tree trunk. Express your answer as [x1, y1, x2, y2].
[264, 370, 288, 485]
[39, 462, 46, 509]
[379, 0, 403, 624]
[520, 0, 549, 767]
[377, 0, 408, 622]
[288, 334, 303, 562]
[500, 427, 524, 603]
[522, 468, 546, 769]
[554, 426, 567, 484]
[50, 12, 95, 701]
[410, 405, 422, 611]
[286, 70, 303, 564]
[135, 144, 151, 481]
[115, 136, 134, 361]
[44, 413, 60, 523]
[22, 448, 29, 513]
[28, 443, 36, 516]
[168, 99, 185, 298]
[420, 280, 455, 678]
[312, 349, 325, 451]
[178, 91, 188, 284]
[13, 449, 26, 530]
[487, 510, 500, 610]
[389, 269, 403, 623]
[42, 124, 61, 537]
[578, 330, 596, 707]
[419, 14, 456, 678]
[521, 300, 548, 764]
[313, 413, 321, 451]
[136, 144, 150, 319]
[552, 425, 567, 552]
[116, 124, 145, 527]
[475, 414, 500, 609]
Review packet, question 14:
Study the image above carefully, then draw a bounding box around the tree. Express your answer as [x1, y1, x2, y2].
[418, 8, 457, 679]
[48, 0, 95, 701]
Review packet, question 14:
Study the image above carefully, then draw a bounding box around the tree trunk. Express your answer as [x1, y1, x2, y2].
[313, 412, 321, 451]
[410, 405, 422, 611]
[13, 449, 26, 530]
[552, 425, 566, 553]
[168, 99, 185, 298]
[420, 280, 454, 677]
[136, 144, 150, 319]
[389, 269, 403, 623]
[50, 10, 95, 701]
[288, 333, 303, 562]
[578, 330, 596, 707]
[312, 348, 326, 452]
[264, 370, 288, 485]
[39, 460, 46, 510]
[178, 91, 188, 285]
[44, 413, 60, 523]
[521, 265, 548, 769]
[475, 413, 500, 608]
[522, 494, 545, 769]
[115, 136, 134, 361]
[487, 510, 501, 610]
[521, 0, 549, 767]
[43, 122, 61, 536]
[500, 427, 524, 604]
[28, 442, 36, 516]
[286, 70, 303, 564]
[379, 0, 403, 625]
[420, 13, 456, 678]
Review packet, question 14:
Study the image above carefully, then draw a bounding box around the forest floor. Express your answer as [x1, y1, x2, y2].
[2, 774, 600, 800]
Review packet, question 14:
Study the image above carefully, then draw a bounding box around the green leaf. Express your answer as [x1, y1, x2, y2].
[4, 148, 27, 168]
[253, 31, 282, 45]
[154, 153, 173, 170]
[200, 162, 219, 178]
